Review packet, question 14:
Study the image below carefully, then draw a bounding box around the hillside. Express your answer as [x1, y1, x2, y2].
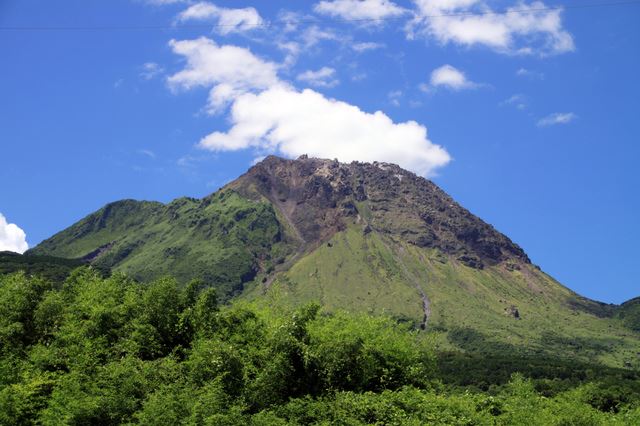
[0, 251, 89, 284]
[29, 155, 640, 368]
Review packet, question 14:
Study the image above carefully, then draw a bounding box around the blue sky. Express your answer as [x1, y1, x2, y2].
[1, 0, 639, 303]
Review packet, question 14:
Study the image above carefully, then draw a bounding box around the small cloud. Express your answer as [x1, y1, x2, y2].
[177, 2, 264, 35]
[277, 10, 304, 33]
[140, 62, 164, 80]
[537, 112, 577, 127]
[301, 25, 339, 48]
[501, 94, 527, 110]
[388, 90, 402, 106]
[351, 41, 385, 52]
[297, 67, 339, 88]
[113, 78, 124, 89]
[277, 41, 301, 68]
[138, 149, 156, 159]
[0, 213, 28, 254]
[429, 65, 477, 91]
[351, 72, 367, 82]
[516, 68, 544, 80]
[314, 0, 406, 22]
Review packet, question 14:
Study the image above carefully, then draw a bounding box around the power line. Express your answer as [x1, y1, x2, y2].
[0, 0, 639, 31]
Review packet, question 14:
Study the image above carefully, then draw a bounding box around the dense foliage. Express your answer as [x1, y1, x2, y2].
[29, 192, 291, 300]
[1, 269, 639, 425]
[0, 252, 89, 284]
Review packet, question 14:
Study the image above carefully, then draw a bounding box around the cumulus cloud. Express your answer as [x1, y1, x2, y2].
[177, 2, 263, 35]
[314, 0, 406, 21]
[168, 37, 451, 176]
[429, 64, 476, 90]
[296, 67, 339, 88]
[537, 112, 577, 127]
[407, 0, 574, 55]
[198, 86, 450, 176]
[0, 213, 28, 254]
[167, 37, 281, 112]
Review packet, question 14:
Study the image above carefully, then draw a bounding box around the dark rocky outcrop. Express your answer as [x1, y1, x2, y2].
[228, 155, 530, 269]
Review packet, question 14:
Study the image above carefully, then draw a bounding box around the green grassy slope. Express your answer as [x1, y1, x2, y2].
[617, 297, 640, 332]
[29, 191, 293, 299]
[245, 226, 640, 369]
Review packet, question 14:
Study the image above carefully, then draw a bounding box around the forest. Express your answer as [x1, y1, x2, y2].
[1, 268, 639, 425]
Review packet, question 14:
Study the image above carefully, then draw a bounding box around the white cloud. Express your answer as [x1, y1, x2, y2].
[167, 37, 281, 113]
[296, 67, 339, 88]
[140, 62, 164, 80]
[516, 67, 544, 79]
[314, 0, 406, 21]
[388, 90, 402, 106]
[408, 0, 574, 55]
[138, 149, 157, 158]
[198, 86, 451, 177]
[177, 2, 263, 35]
[302, 25, 340, 47]
[352, 41, 385, 52]
[429, 64, 476, 90]
[0, 213, 28, 254]
[537, 112, 577, 127]
[168, 37, 451, 176]
[501, 93, 527, 109]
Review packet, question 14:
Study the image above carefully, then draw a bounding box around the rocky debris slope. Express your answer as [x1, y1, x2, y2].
[229, 155, 530, 269]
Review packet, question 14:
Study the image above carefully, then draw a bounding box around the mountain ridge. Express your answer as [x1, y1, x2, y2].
[26, 155, 640, 368]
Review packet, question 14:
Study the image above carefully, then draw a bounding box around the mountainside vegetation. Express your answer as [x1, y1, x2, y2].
[1, 270, 639, 425]
[27, 156, 640, 370]
[0, 251, 89, 284]
[30, 192, 293, 300]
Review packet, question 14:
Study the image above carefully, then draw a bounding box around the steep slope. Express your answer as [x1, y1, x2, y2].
[30, 192, 294, 299]
[30, 155, 640, 367]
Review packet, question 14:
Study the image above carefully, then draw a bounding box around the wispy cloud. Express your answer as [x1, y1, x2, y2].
[296, 67, 339, 88]
[516, 67, 544, 79]
[140, 62, 164, 80]
[351, 41, 385, 52]
[501, 93, 527, 110]
[138, 149, 156, 159]
[388, 90, 402, 106]
[537, 112, 577, 127]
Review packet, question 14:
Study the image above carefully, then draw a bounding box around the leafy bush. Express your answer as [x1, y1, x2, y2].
[0, 270, 638, 424]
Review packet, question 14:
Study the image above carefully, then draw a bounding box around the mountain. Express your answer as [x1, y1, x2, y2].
[29, 155, 640, 368]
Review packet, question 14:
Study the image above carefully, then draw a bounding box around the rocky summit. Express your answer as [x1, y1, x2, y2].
[230, 155, 529, 269]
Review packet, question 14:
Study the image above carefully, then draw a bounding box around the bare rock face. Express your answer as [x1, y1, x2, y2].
[227, 155, 530, 268]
